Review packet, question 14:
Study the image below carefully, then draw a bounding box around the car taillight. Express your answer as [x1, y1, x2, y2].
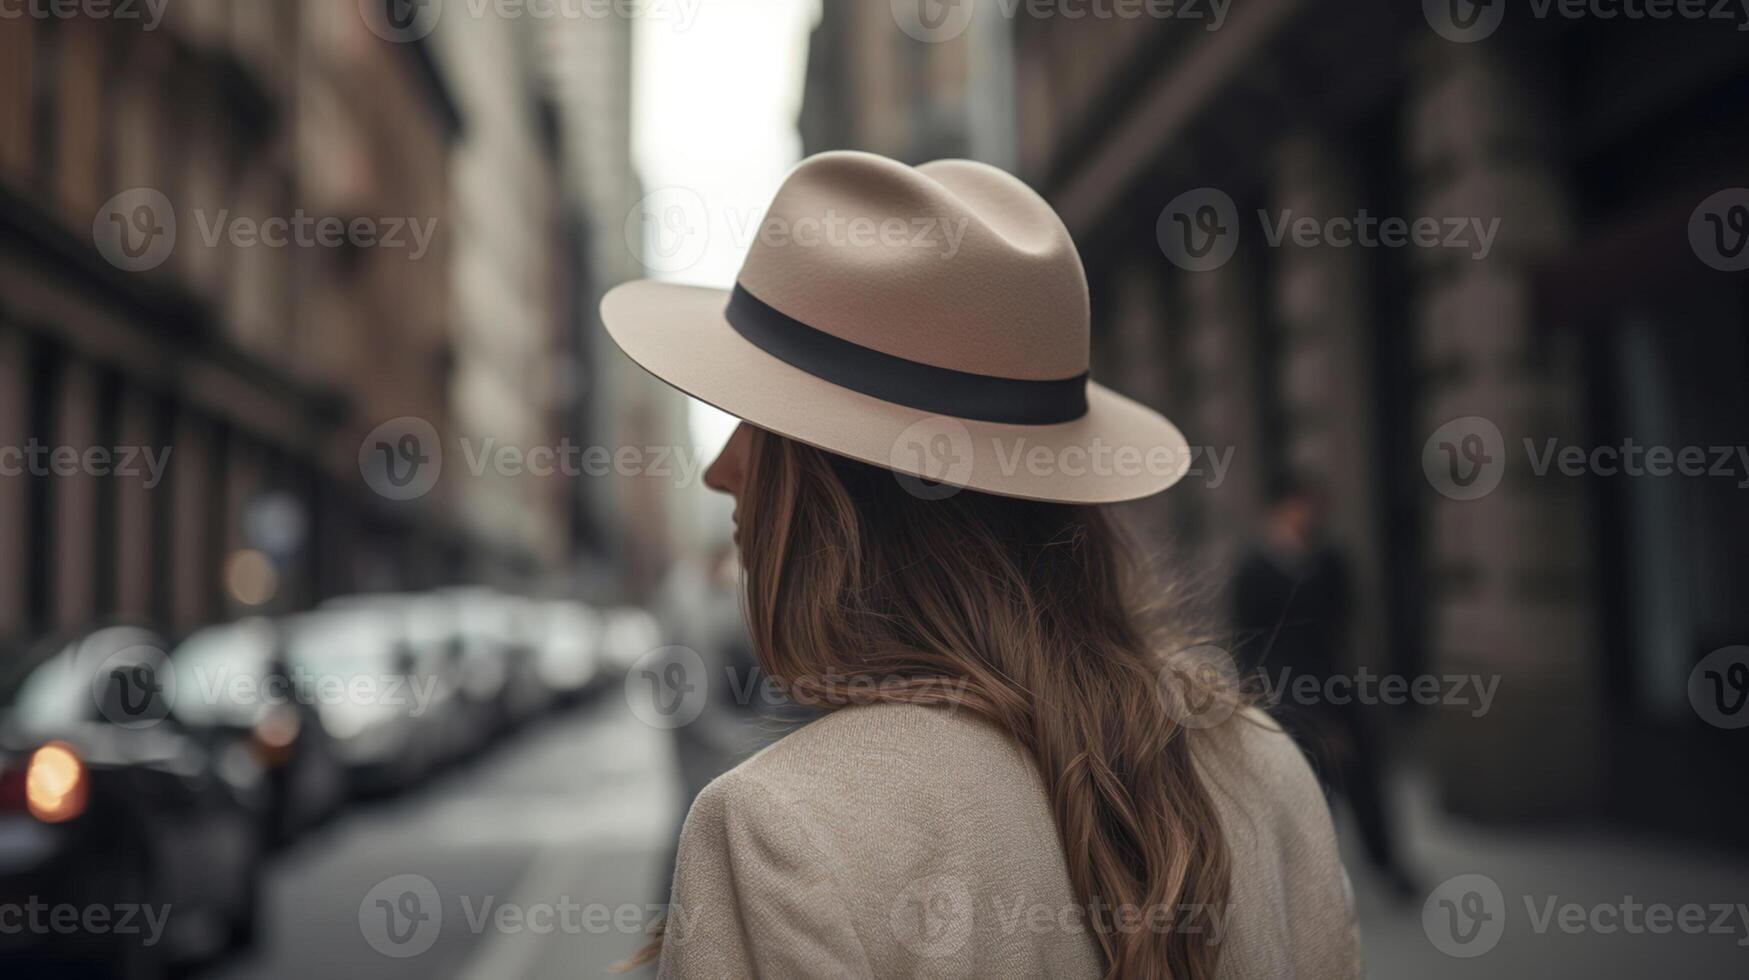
[24, 742, 88, 824]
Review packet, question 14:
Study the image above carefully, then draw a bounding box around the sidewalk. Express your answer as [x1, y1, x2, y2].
[1345, 772, 1749, 978]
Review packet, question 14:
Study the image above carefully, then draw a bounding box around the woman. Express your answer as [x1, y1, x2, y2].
[603, 151, 1361, 978]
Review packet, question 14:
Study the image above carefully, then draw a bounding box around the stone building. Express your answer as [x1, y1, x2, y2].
[539, 8, 683, 600]
[803, 0, 1749, 840]
[0, 0, 582, 641]
[801, 0, 1016, 166]
[424, 11, 575, 587]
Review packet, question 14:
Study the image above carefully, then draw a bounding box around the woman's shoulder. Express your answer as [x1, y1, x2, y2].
[697, 701, 1322, 820]
[665, 701, 1103, 977]
[1199, 707, 1316, 775]
[700, 700, 1039, 814]
[1192, 707, 1333, 829]
[674, 700, 1075, 923]
[1194, 709, 1363, 976]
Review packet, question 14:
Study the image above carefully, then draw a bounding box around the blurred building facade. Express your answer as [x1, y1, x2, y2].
[539, 12, 690, 601]
[426, 12, 573, 587]
[0, 0, 601, 644]
[803, 0, 1749, 843]
[801, 0, 1015, 167]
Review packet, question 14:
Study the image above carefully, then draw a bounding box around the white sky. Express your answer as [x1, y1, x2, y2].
[630, 0, 818, 454]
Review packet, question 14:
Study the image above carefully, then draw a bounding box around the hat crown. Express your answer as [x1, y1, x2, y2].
[736, 151, 1090, 382]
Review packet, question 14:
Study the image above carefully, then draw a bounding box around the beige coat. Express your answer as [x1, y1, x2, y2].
[657, 702, 1362, 979]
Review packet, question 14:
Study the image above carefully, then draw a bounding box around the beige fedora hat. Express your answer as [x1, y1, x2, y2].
[601, 150, 1190, 504]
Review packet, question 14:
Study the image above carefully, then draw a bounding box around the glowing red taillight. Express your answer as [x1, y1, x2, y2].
[24, 742, 88, 824]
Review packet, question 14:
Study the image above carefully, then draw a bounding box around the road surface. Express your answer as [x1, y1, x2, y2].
[204, 694, 684, 980]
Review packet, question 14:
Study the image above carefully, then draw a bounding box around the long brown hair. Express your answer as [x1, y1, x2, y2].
[728, 428, 1236, 979]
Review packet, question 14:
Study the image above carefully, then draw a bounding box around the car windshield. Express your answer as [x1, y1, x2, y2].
[1, 627, 169, 731]
[2, 649, 89, 727]
[170, 619, 277, 726]
[403, 597, 452, 642]
[287, 612, 393, 671]
[281, 611, 408, 728]
[544, 603, 599, 653]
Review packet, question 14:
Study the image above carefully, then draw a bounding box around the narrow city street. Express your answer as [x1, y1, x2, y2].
[4, 4, 1745, 980]
[203, 694, 684, 980]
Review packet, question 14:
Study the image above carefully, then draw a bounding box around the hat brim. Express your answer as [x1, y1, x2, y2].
[601, 280, 1192, 504]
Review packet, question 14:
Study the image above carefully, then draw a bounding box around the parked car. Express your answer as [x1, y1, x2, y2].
[534, 599, 603, 703]
[445, 588, 550, 732]
[321, 593, 481, 767]
[168, 617, 347, 844]
[0, 625, 265, 978]
[280, 607, 441, 796]
[598, 606, 663, 676]
[496, 594, 556, 725]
